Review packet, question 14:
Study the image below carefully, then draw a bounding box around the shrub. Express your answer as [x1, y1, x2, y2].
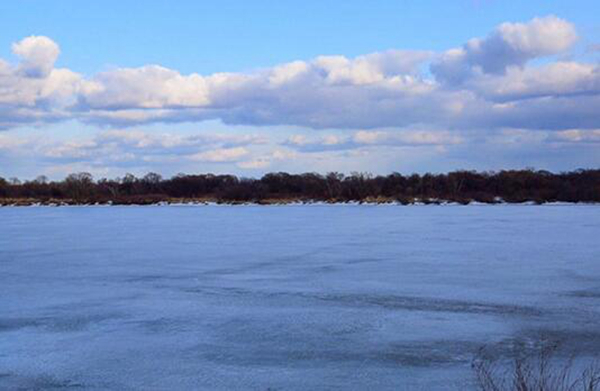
[472, 341, 600, 391]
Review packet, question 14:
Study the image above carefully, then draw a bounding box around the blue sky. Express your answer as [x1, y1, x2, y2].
[1, 1, 599, 179]
[2, 1, 599, 74]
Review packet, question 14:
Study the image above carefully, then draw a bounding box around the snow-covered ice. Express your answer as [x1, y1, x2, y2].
[1, 204, 600, 390]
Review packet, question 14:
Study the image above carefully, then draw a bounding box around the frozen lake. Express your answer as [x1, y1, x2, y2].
[2, 204, 600, 390]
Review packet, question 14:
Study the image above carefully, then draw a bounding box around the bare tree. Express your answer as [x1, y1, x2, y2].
[65, 172, 94, 200]
[473, 342, 600, 391]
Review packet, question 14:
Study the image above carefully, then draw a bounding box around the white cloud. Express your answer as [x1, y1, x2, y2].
[268, 61, 310, 85]
[0, 133, 30, 150]
[12, 36, 60, 78]
[353, 130, 463, 146]
[237, 158, 271, 169]
[188, 146, 249, 162]
[0, 16, 598, 136]
[79, 65, 210, 110]
[553, 129, 600, 143]
[284, 130, 463, 153]
[497, 16, 576, 56]
[236, 149, 297, 170]
[94, 129, 266, 150]
[314, 50, 431, 85]
[2, 125, 599, 178]
[0, 129, 266, 175]
[471, 61, 600, 102]
[0, 36, 85, 129]
[431, 16, 577, 84]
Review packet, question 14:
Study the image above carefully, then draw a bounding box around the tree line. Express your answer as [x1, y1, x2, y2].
[1, 169, 600, 205]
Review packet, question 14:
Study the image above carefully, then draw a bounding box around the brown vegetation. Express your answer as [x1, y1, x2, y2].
[473, 341, 600, 391]
[1, 169, 600, 205]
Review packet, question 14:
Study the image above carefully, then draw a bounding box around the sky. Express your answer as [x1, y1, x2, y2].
[1, 0, 600, 180]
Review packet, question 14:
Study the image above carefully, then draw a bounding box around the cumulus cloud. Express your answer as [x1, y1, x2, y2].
[78, 65, 211, 110]
[12, 36, 60, 78]
[0, 16, 598, 134]
[73, 49, 434, 128]
[431, 16, 577, 84]
[313, 50, 432, 85]
[473, 61, 600, 101]
[0, 36, 85, 129]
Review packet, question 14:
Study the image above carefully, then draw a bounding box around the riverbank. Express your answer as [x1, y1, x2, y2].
[0, 196, 595, 206]
[3, 170, 600, 207]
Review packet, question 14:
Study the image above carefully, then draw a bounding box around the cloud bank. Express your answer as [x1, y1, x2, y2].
[1, 15, 598, 133]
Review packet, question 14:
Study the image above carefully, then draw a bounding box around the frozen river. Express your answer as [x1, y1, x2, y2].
[2, 204, 600, 390]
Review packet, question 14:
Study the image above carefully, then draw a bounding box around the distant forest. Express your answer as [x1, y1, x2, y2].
[1, 169, 600, 205]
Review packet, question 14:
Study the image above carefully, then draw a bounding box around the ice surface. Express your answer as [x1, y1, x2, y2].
[1, 204, 600, 390]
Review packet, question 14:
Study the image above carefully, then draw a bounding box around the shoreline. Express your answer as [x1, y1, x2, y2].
[4, 170, 599, 207]
[1, 197, 598, 207]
